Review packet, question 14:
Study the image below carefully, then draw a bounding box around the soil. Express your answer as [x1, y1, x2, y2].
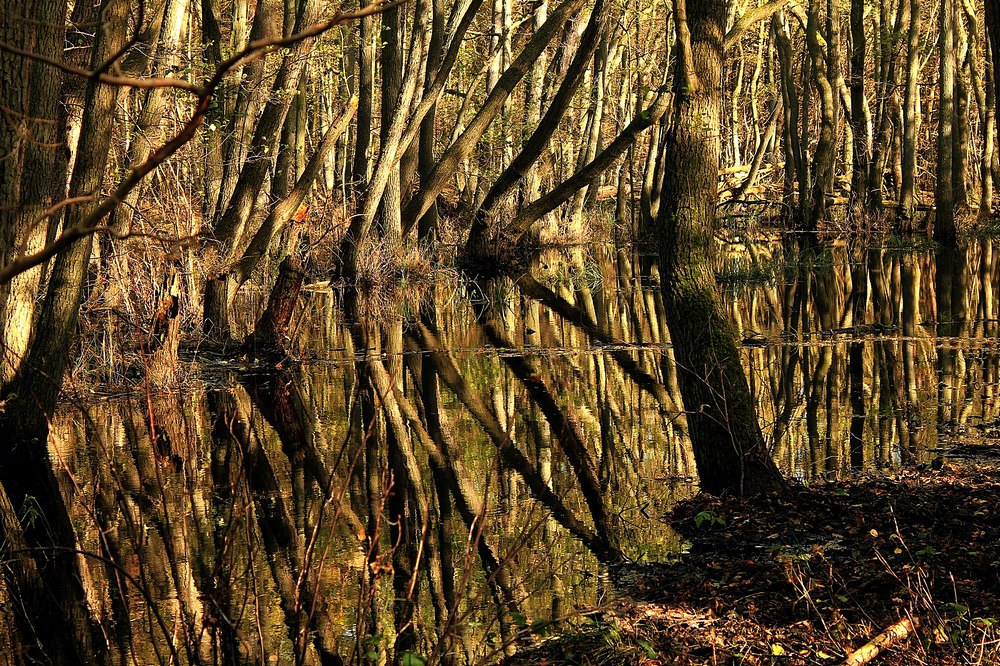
[505, 461, 1000, 665]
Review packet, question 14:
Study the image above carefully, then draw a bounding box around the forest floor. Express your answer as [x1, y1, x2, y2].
[505, 459, 1000, 665]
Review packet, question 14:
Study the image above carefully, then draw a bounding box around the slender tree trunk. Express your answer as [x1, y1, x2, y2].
[397, 0, 589, 234]
[201, 0, 226, 222]
[954, 4, 972, 210]
[352, 2, 375, 191]
[466, 0, 607, 255]
[774, 13, 803, 221]
[378, 1, 404, 249]
[937, 0, 958, 245]
[983, 33, 997, 216]
[570, 34, 609, 226]
[523, 0, 550, 205]
[899, 0, 921, 224]
[109, 0, 192, 237]
[985, 0, 1000, 208]
[418, 0, 445, 241]
[202, 0, 319, 338]
[850, 0, 873, 214]
[211, 0, 282, 220]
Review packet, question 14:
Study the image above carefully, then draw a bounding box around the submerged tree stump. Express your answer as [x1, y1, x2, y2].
[243, 256, 305, 359]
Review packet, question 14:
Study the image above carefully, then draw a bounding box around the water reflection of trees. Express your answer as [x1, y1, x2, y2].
[731, 239, 1000, 476]
[9, 241, 1000, 661]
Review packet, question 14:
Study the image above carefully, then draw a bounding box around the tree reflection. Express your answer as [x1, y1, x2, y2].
[5, 242, 1000, 661]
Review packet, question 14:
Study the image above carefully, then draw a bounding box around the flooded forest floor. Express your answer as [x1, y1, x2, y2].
[508, 462, 1000, 665]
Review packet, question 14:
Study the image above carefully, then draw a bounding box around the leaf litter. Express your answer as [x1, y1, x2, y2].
[506, 462, 1000, 665]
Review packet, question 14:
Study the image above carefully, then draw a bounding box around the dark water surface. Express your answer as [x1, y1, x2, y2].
[10, 239, 998, 664]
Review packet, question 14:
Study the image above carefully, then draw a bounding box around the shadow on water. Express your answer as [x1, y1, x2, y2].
[5, 238, 1000, 662]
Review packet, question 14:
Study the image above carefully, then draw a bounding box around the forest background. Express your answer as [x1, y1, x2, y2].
[1, 0, 1000, 661]
[5, 0, 1000, 429]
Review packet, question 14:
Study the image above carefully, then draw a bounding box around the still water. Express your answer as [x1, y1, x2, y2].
[5, 239, 995, 664]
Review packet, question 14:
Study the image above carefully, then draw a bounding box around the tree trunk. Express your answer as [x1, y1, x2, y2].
[850, 0, 873, 215]
[806, 0, 837, 227]
[936, 0, 958, 245]
[397, 0, 590, 234]
[202, 0, 319, 338]
[983, 31, 997, 216]
[0, 0, 70, 384]
[954, 4, 972, 210]
[108, 0, 192, 237]
[899, 0, 921, 224]
[0, 0, 129, 660]
[774, 13, 804, 221]
[211, 0, 283, 219]
[466, 0, 607, 255]
[352, 2, 375, 191]
[417, 0, 446, 241]
[657, 0, 785, 496]
[378, 0, 404, 249]
[243, 256, 305, 357]
[984, 1, 1000, 214]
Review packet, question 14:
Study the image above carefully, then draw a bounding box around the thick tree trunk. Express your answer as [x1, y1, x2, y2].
[0, 0, 128, 660]
[806, 0, 837, 227]
[657, 0, 785, 496]
[0, 0, 70, 384]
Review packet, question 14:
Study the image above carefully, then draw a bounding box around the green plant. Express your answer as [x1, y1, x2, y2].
[694, 510, 725, 529]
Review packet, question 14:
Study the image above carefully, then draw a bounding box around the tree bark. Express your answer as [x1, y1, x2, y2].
[243, 256, 305, 357]
[984, 1, 1000, 214]
[899, 0, 921, 224]
[849, 0, 873, 214]
[466, 0, 608, 255]
[0, 0, 70, 384]
[398, 0, 590, 234]
[806, 0, 837, 226]
[936, 0, 958, 245]
[657, 0, 785, 496]
[0, 0, 129, 660]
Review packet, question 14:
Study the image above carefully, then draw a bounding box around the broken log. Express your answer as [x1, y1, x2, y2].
[840, 617, 917, 666]
[242, 255, 305, 359]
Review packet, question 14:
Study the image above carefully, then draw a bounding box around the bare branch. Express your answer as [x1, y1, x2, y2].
[0, 40, 204, 93]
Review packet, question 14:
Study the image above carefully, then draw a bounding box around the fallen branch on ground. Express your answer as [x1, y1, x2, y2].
[840, 617, 917, 666]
